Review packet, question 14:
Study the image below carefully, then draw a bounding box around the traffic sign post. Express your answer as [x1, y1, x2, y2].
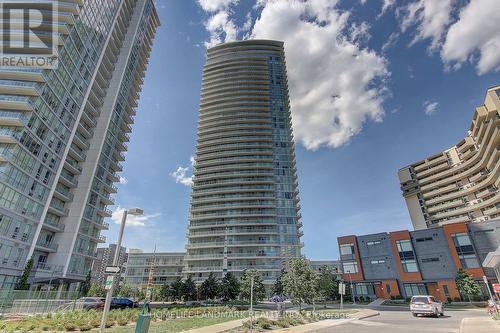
[338, 282, 345, 309]
[105, 266, 121, 274]
[105, 276, 114, 290]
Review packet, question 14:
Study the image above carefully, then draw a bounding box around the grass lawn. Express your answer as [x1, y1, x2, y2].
[105, 315, 246, 333]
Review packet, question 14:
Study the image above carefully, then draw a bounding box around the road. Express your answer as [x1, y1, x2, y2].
[315, 307, 491, 333]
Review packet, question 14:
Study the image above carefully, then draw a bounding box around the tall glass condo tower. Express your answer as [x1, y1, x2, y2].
[0, 0, 159, 289]
[186, 40, 303, 286]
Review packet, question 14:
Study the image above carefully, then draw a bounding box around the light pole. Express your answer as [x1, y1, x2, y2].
[100, 207, 143, 333]
[348, 273, 356, 305]
[249, 275, 254, 333]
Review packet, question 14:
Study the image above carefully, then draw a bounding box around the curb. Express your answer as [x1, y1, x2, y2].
[356, 310, 380, 320]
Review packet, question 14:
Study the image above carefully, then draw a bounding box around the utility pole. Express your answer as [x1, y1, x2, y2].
[99, 208, 142, 333]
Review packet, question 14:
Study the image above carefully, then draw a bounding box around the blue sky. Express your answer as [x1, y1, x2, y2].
[103, 0, 500, 259]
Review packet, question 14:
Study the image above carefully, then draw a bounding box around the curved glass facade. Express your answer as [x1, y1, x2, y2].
[186, 40, 303, 285]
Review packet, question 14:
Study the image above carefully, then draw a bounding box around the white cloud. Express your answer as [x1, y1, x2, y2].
[111, 206, 160, 227]
[198, 0, 239, 47]
[399, 0, 454, 52]
[250, 0, 389, 149]
[119, 176, 128, 185]
[423, 100, 439, 116]
[198, 0, 238, 12]
[441, 0, 500, 74]
[381, 32, 399, 52]
[170, 156, 194, 186]
[378, 0, 396, 18]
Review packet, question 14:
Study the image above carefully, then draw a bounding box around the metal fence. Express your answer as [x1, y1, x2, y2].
[10, 299, 84, 315]
[0, 289, 80, 316]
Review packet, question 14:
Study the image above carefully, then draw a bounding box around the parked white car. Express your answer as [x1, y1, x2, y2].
[410, 295, 444, 317]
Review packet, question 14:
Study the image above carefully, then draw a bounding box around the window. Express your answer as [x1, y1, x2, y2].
[404, 283, 427, 297]
[415, 237, 433, 242]
[370, 260, 385, 264]
[355, 283, 374, 295]
[396, 240, 419, 273]
[452, 233, 480, 268]
[366, 240, 381, 246]
[443, 285, 449, 297]
[342, 261, 358, 273]
[421, 257, 439, 263]
[340, 243, 355, 255]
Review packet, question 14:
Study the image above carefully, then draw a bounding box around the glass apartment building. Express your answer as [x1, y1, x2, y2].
[124, 252, 185, 287]
[185, 40, 303, 286]
[0, 0, 159, 289]
[399, 86, 499, 230]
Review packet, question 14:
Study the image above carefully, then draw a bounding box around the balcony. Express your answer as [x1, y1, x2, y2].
[42, 219, 65, 232]
[97, 207, 112, 217]
[59, 172, 78, 188]
[48, 203, 69, 217]
[36, 240, 58, 252]
[63, 160, 82, 175]
[69, 145, 86, 162]
[54, 186, 74, 202]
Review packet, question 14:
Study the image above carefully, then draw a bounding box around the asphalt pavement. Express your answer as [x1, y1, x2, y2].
[314, 307, 491, 333]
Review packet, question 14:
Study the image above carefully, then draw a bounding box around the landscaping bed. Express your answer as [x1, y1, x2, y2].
[228, 309, 356, 333]
[0, 306, 248, 332]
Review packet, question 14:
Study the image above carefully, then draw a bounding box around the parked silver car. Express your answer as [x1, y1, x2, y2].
[410, 295, 444, 317]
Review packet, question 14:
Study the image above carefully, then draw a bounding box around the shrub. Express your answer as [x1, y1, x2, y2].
[78, 322, 93, 331]
[105, 319, 115, 328]
[255, 318, 272, 329]
[276, 318, 290, 328]
[117, 314, 129, 326]
[62, 320, 78, 331]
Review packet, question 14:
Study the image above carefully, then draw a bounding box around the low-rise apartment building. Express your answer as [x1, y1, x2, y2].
[123, 252, 184, 287]
[337, 219, 500, 300]
[309, 260, 342, 277]
[399, 86, 499, 229]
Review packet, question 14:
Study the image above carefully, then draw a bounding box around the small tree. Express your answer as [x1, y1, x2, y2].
[87, 283, 106, 297]
[219, 272, 240, 302]
[455, 269, 481, 302]
[117, 283, 134, 298]
[316, 266, 339, 301]
[240, 269, 265, 303]
[182, 275, 197, 301]
[159, 283, 170, 301]
[15, 257, 33, 290]
[170, 277, 184, 301]
[199, 272, 219, 300]
[272, 269, 285, 296]
[282, 259, 319, 310]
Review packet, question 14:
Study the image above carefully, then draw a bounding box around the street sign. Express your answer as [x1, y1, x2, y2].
[105, 266, 121, 274]
[338, 282, 346, 295]
[105, 276, 114, 290]
[493, 284, 500, 294]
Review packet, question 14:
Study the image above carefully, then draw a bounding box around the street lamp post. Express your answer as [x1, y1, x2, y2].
[249, 275, 254, 333]
[99, 208, 143, 333]
[348, 273, 356, 305]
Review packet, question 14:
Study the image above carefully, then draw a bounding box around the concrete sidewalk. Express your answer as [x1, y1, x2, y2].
[459, 317, 499, 333]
